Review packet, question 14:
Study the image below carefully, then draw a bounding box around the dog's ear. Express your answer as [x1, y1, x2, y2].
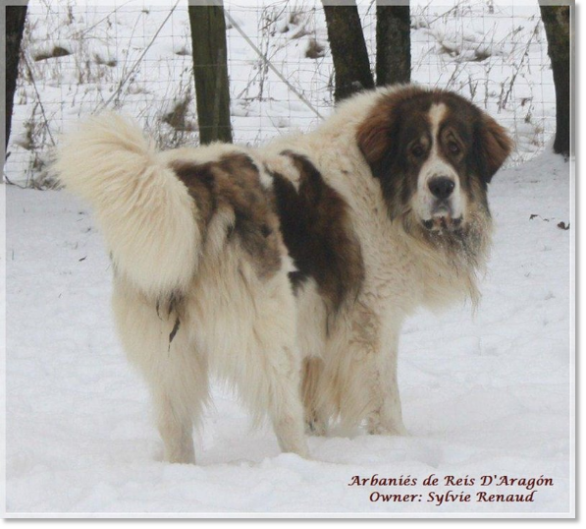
[475, 113, 513, 183]
[356, 111, 396, 179]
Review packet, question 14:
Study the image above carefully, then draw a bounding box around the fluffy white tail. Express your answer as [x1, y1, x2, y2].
[54, 113, 200, 296]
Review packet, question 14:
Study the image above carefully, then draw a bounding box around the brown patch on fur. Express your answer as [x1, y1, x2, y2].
[171, 162, 217, 232]
[356, 85, 426, 182]
[171, 153, 282, 279]
[475, 113, 514, 182]
[269, 151, 364, 313]
[356, 87, 442, 222]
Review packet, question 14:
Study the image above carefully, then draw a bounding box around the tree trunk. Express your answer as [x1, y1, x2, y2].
[376, 3, 411, 86]
[539, 3, 571, 157]
[5, 4, 28, 151]
[322, 1, 374, 103]
[188, 1, 232, 144]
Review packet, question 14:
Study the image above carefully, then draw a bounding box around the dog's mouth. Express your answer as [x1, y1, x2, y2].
[422, 203, 463, 233]
[422, 216, 463, 232]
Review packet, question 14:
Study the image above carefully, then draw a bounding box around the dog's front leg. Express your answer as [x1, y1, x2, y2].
[366, 322, 408, 436]
[302, 357, 328, 436]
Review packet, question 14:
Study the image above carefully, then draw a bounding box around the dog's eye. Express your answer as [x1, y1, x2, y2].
[448, 141, 461, 155]
[411, 144, 425, 158]
[260, 224, 272, 237]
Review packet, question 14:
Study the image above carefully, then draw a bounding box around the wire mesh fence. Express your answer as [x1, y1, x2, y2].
[5, 0, 556, 187]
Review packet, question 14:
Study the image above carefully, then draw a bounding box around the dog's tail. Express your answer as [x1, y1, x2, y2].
[54, 113, 201, 296]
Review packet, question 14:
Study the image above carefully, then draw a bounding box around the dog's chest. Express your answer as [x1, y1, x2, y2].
[344, 184, 426, 313]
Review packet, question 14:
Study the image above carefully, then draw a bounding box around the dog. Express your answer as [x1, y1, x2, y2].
[55, 84, 512, 463]
[257, 85, 512, 437]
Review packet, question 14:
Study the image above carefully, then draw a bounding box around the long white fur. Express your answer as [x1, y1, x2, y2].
[111, 234, 308, 463]
[54, 113, 201, 296]
[55, 114, 309, 464]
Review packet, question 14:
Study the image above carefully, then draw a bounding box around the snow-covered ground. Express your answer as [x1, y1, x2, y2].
[5, 149, 572, 516]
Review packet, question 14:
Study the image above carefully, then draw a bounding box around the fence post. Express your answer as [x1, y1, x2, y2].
[188, 0, 233, 144]
[376, 2, 411, 86]
[5, 4, 29, 151]
[538, 3, 571, 157]
[322, 1, 374, 103]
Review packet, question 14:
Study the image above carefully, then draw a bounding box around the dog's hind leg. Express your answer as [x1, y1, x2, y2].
[148, 333, 209, 464]
[150, 354, 208, 464]
[112, 282, 208, 464]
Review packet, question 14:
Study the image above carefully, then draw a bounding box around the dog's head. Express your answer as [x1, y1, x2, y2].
[357, 86, 512, 235]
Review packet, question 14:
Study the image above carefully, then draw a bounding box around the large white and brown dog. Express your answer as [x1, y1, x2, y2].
[55, 85, 512, 464]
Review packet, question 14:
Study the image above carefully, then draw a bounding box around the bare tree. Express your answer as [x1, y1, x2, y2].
[376, 2, 411, 86]
[188, 1, 232, 144]
[5, 4, 28, 151]
[322, 1, 374, 103]
[539, 3, 571, 157]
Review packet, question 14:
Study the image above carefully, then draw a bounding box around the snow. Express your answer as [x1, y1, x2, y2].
[3, 0, 573, 518]
[4, 150, 572, 516]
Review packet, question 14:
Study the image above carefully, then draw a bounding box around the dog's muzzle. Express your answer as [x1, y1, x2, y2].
[422, 177, 462, 232]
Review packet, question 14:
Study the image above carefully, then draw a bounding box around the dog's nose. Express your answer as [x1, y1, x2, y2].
[428, 177, 455, 200]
